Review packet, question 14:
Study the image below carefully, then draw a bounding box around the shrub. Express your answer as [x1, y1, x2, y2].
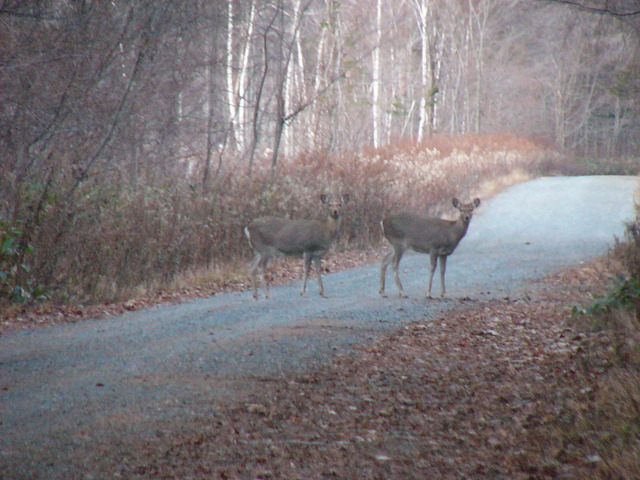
[577, 156, 640, 176]
[574, 205, 640, 321]
[5, 135, 573, 304]
[566, 205, 640, 479]
[0, 220, 46, 303]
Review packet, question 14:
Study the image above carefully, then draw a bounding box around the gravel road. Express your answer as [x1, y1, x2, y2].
[1, 175, 638, 479]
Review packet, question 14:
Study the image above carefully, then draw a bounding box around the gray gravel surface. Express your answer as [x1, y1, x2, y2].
[0, 175, 638, 479]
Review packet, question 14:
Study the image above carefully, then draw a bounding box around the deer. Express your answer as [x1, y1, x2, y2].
[379, 197, 481, 299]
[244, 193, 350, 299]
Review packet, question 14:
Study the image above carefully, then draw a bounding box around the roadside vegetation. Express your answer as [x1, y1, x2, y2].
[1, 134, 638, 321]
[1, 134, 572, 308]
[563, 204, 640, 479]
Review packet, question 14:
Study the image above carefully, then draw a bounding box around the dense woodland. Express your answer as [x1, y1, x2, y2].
[1, 0, 639, 303]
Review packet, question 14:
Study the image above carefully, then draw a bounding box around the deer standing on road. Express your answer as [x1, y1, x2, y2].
[379, 197, 481, 298]
[245, 194, 350, 299]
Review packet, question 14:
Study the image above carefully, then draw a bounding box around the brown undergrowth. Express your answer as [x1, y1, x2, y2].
[560, 207, 640, 479]
[2, 135, 570, 306]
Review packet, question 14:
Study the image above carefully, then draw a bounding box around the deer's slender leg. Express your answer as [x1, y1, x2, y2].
[259, 254, 271, 298]
[391, 247, 408, 298]
[301, 251, 312, 297]
[249, 256, 259, 299]
[379, 248, 394, 297]
[313, 256, 326, 297]
[439, 254, 447, 297]
[427, 252, 438, 298]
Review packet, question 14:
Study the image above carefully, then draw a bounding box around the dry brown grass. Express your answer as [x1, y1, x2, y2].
[4, 134, 571, 305]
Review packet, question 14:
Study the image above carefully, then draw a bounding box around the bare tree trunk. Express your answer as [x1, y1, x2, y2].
[226, 0, 236, 149]
[309, 20, 327, 150]
[202, 25, 217, 189]
[372, 0, 382, 148]
[284, 0, 306, 158]
[226, 0, 256, 154]
[247, 21, 271, 178]
[610, 95, 622, 156]
[236, 1, 255, 151]
[325, 0, 344, 154]
[268, 0, 312, 176]
[413, 0, 432, 142]
[269, 66, 286, 177]
[468, 0, 489, 134]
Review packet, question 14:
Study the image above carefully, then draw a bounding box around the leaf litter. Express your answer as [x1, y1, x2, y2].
[112, 259, 613, 480]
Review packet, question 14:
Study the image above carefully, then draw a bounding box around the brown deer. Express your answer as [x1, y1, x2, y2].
[379, 197, 480, 298]
[245, 194, 350, 299]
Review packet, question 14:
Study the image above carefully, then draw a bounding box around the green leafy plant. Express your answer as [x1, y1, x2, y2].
[573, 275, 640, 318]
[573, 206, 640, 322]
[0, 220, 47, 303]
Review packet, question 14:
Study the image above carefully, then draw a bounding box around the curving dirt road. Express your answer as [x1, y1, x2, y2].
[1, 175, 638, 479]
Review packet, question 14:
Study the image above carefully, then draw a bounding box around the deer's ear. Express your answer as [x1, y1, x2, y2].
[320, 194, 330, 204]
[473, 198, 481, 207]
[341, 194, 350, 204]
[452, 198, 460, 208]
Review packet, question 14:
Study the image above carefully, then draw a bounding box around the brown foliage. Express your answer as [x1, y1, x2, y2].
[4, 135, 570, 304]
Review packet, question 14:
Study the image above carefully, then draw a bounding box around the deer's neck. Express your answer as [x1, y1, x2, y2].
[324, 215, 342, 237]
[452, 218, 471, 240]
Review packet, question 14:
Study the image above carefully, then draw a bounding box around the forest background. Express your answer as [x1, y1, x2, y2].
[1, 0, 639, 305]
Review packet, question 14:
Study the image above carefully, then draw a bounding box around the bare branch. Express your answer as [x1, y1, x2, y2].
[542, 0, 640, 17]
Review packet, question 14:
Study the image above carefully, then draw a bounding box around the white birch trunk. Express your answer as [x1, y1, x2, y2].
[469, 0, 492, 134]
[372, 0, 382, 148]
[414, 0, 430, 143]
[284, 0, 304, 158]
[309, 25, 326, 150]
[226, 0, 236, 147]
[235, 0, 255, 151]
[203, 14, 216, 187]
